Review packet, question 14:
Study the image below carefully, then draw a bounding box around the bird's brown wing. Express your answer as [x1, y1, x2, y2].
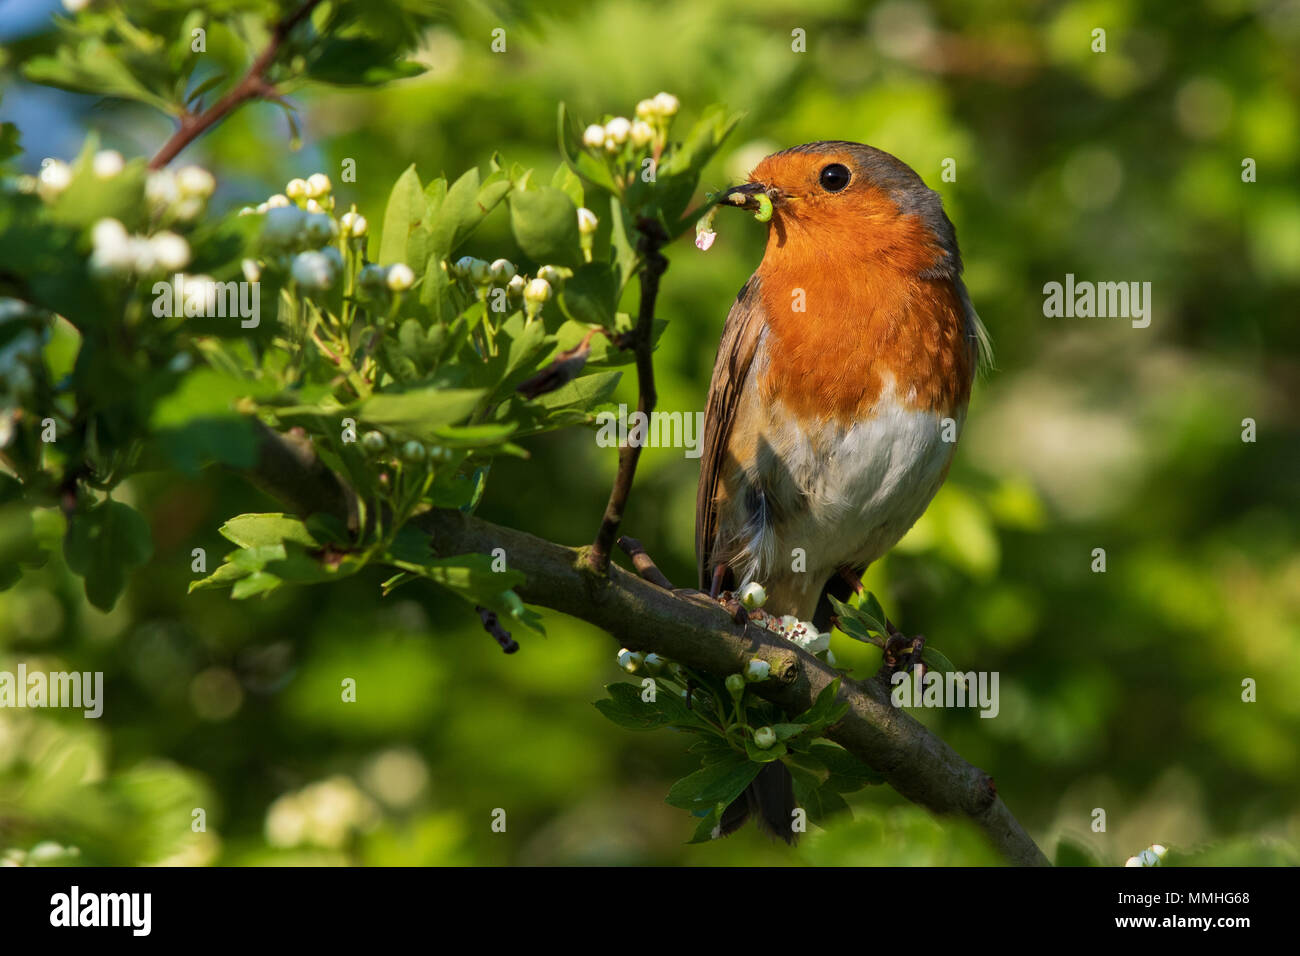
[696, 275, 767, 590]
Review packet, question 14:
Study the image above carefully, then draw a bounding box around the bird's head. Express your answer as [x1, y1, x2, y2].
[716, 141, 961, 279]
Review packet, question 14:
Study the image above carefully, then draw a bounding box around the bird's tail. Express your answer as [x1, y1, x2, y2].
[718, 761, 798, 844]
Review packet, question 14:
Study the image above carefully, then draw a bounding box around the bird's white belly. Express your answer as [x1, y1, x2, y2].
[756, 381, 962, 583]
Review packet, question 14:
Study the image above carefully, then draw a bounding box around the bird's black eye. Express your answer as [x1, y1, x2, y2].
[819, 163, 851, 192]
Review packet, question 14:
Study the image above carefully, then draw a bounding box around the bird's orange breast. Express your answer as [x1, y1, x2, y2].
[754, 205, 974, 425]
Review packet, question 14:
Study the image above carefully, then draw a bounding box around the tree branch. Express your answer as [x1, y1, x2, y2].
[588, 221, 668, 573]
[243, 426, 1048, 865]
[149, 0, 325, 169]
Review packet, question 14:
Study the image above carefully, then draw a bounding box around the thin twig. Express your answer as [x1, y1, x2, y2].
[149, 0, 325, 169]
[589, 220, 668, 573]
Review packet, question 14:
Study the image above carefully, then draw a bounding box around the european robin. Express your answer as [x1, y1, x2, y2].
[697, 141, 989, 841]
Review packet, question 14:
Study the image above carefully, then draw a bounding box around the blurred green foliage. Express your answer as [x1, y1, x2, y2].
[1, 0, 1297, 866]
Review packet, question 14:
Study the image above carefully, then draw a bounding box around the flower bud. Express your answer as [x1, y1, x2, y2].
[92, 150, 125, 179]
[523, 277, 552, 310]
[305, 198, 326, 215]
[452, 255, 477, 279]
[358, 263, 388, 292]
[177, 165, 215, 198]
[642, 653, 666, 675]
[38, 159, 72, 197]
[261, 206, 307, 248]
[652, 91, 679, 116]
[725, 673, 745, 700]
[400, 440, 427, 463]
[582, 124, 606, 149]
[740, 582, 767, 610]
[576, 207, 598, 235]
[89, 218, 134, 276]
[241, 258, 261, 283]
[144, 169, 179, 210]
[753, 726, 777, 750]
[386, 263, 415, 292]
[340, 211, 368, 238]
[303, 212, 338, 247]
[306, 172, 332, 198]
[635, 98, 656, 120]
[291, 250, 335, 291]
[604, 116, 631, 145]
[488, 258, 516, 283]
[285, 178, 309, 201]
[265, 194, 291, 209]
[150, 231, 191, 272]
[506, 273, 526, 297]
[617, 648, 643, 673]
[744, 659, 770, 683]
[467, 258, 491, 285]
[536, 265, 565, 286]
[630, 120, 655, 147]
[361, 431, 387, 453]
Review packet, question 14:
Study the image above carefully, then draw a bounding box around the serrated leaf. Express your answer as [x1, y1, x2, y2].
[63, 499, 153, 611]
[665, 756, 762, 811]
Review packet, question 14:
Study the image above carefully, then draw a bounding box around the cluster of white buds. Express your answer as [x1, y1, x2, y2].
[88, 218, 191, 278]
[357, 261, 415, 296]
[145, 165, 215, 221]
[252, 172, 333, 216]
[339, 209, 368, 239]
[636, 91, 680, 120]
[359, 430, 452, 463]
[259, 205, 341, 255]
[1124, 844, 1168, 867]
[582, 92, 677, 158]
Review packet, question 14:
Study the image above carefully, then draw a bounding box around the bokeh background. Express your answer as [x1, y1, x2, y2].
[1, 0, 1298, 865]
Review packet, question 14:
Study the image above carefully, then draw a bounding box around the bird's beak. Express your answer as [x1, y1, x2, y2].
[716, 181, 771, 213]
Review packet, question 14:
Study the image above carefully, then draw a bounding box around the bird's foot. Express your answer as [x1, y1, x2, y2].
[718, 590, 750, 625]
[883, 622, 925, 674]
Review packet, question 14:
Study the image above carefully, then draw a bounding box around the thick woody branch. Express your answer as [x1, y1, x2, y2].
[149, 0, 325, 169]
[244, 426, 1049, 866]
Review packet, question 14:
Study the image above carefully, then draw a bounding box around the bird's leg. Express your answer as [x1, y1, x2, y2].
[837, 565, 865, 594]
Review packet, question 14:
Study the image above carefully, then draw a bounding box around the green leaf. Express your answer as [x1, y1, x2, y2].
[509, 187, 583, 267]
[808, 741, 886, 791]
[63, 499, 153, 611]
[378, 164, 426, 267]
[828, 594, 885, 645]
[685, 804, 725, 844]
[921, 644, 960, 676]
[306, 38, 425, 86]
[781, 751, 830, 789]
[665, 756, 762, 811]
[558, 261, 619, 328]
[218, 513, 318, 549]
[354, 387, 484, 438]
